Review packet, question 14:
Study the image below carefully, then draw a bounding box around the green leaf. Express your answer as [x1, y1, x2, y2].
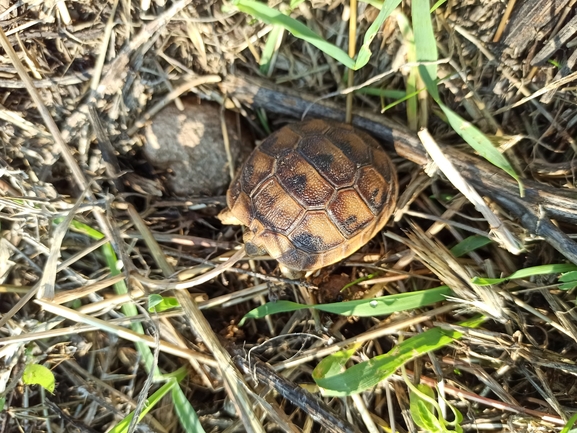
[408, 0, 523, 193]
[445, 400, 464, 433]
[559, 271, 577, 290]
[0, 397, 5, 411]
[255, 110, 271, 136]
[171, 385, 206, 433]
[430, 0, 448, 13]
[233, 0, 355, 69]
[450, 236, 492, 258]
[109, 380, 178, 433]
[471, 264, 577, 286]
[341, 273, 377, 292]
[109, 368, 189, 433]
[407, 380, 464, 433]
[314, 346, 357, 383]
[381, 85, 428, 113]
[260, 25, 284, 75]
[440, 104, 522, 193]
[561, 412, 577, 433]
[412, 0, 438, 87]
[22, 364, 55, 393]
[354, 87, 406, 99]
[395, 10, 417, 129]
[148, 294, 163, 310]
[417, 63, 522, 192]
[312, 316, 485, 396]
[355, 0, 402, 69]
[239, 301, 307, 326]
[148, 295, 180, 313]
[239, 286, 452, 325]
[410, 385, 445, 432]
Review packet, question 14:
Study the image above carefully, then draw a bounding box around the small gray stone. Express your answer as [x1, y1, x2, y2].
[144, 100, 249, 197]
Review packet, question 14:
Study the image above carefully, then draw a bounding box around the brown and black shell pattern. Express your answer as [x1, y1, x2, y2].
[226, 119, 398, 273]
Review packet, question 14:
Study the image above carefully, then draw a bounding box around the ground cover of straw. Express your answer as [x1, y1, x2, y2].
[1, 1, 577, 432]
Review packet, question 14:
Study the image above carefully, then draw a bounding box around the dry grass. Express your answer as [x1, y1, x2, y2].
[1, 0, 577, 432]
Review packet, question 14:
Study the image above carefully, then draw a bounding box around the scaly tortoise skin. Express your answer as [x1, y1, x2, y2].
[223, 119, 398, 276]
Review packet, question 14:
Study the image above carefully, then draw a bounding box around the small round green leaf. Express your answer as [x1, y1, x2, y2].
[148, 295, 180, 313]
[23, 364, 55, 393]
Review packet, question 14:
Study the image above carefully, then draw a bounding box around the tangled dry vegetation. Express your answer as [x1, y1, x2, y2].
[1, 0, 577, 432]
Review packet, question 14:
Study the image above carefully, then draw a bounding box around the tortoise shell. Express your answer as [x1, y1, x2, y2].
[226, 119, 398, 274]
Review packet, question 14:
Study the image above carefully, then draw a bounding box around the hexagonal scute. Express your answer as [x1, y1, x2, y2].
[240, 150, 275, 196]
[276, 152, 334, 207]
[259, 127, 301, 157]
[356, 166, 389, 215]
[289, 211, 345, 253]
[288, 119, 331, 136]
[252, 178, 305, 233]
[372, 146, 395, 181]
[328, 188, 374, 237]
[229, 190, 252, 226]
[325, 128, 372, 167]
[298, 136, 357, 187]
[226, 175, 242, 207]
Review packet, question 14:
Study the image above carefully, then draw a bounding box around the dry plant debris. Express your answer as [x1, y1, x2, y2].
[0, 0, 577, 432]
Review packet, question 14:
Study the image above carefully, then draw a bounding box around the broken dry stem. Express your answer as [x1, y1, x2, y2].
[133, 246, 246, 290]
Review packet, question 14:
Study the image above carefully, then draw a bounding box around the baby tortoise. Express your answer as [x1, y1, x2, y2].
[219, 119, 398, 278]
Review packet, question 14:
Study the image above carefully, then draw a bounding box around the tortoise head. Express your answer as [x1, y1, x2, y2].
[243, 220, 268, 257]
[243, 220, 309, 279]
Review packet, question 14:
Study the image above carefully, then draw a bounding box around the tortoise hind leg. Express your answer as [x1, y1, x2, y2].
[279, 265, 305, 280]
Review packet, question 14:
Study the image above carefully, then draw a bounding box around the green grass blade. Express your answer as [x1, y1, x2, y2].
[559, 271, 577, 290]
[239, 300, 309, 325]
[381, 85, 428, 112]
[239, 286, 452, 325]
[419, 67, 522, 192]
[409, 0, 522, 193]
[313, 316, 486, 396]
[314, 346, 358, 381]
[395, 11, 418, 129]
[341, 273, 377, 292]
[439, 103, 522, 192]
[410, 385, 445, 432]
[412, 0, 438, 86]
[260, 24, 284, 75]
[450, 235, 492, 258]
[233, 0, 355, 69]
[471, 263, 577, 286]
[355, 0, 402, 69]
[412, 0, 437, 129]
[109, 378, 180, 433]
[354, 87, 406, 99]
[430, 0, 448, 13]
[561, 412, 577, 433]
[171, 386, 206, 433]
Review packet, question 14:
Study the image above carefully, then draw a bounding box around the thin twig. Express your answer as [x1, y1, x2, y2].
[34, 299, 218, 367]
